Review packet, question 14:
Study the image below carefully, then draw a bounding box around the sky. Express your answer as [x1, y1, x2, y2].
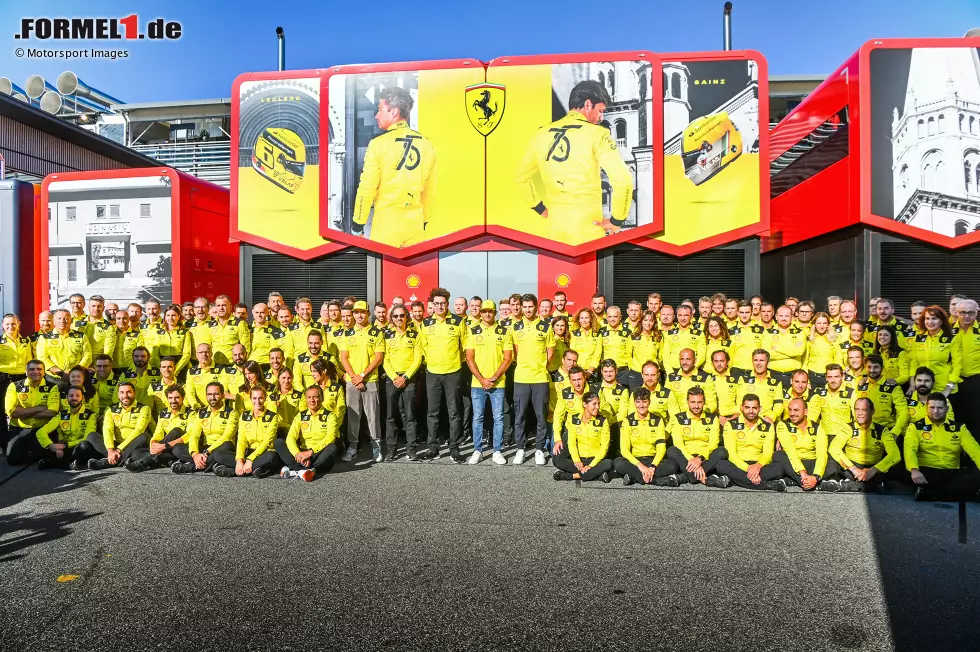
[0, 0, 978, 103]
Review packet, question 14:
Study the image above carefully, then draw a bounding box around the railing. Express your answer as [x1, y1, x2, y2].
[616, 138, 628, 149]
[130, 140, 230, 187]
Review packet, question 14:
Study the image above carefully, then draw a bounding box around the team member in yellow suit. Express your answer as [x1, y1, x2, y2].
[515, 80, 633, 242]
[351, 86, 437, 249]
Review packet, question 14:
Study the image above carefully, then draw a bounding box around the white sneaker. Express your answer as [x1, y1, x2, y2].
[534, 450, 547, 466]
[491, 451, 507, 465]
[513, 449, 526, 465]
[468, 450, 483, 465]
[371, 442, 383, 463]
[341, 446, 357, 462]
[279, 466, 291, 478]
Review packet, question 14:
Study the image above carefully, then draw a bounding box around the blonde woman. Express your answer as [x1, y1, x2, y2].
[627, 310, 661, 391]
[570, 308, 601, 377]
[803, 312, 838, 387]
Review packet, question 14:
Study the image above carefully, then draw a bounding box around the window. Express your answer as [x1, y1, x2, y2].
[927, 117, 936, 136]
[938, 114, 946, 133]
[920, 150, 945, 191]
[917, 120, 925, 138]
[65, 206, 76, 221]
[671, 73, 681, 99]
[770, 107, 849, 198]
[608, 70, 616, 98]
[67, 259, 77, 282]
[95, 205, 106, 220]
[971, 116, 977, 135]
[109, 204, 120, 218]
[140, 203, 151, 218]
[615, 120, 627, 141]
[960, 114, 965, 132]
[900, 164, 909, 189]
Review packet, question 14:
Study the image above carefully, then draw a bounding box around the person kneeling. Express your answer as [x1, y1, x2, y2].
[7, 385, 96, 470]
[715, 394, 788, 491]
[79, 382, 151, 470]
[274, 385, 340, 482]
[552, 392, 614, 483]
[212, 386, 280, 478]
[906, 393, 980, 502]
[125, 385, 193, 472]
[613, 388, 673, 486]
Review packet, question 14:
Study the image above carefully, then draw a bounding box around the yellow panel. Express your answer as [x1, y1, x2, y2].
[417, 66, 487, 239]
[485, 64, 553, 241]
[655, 153, 760, 246]
[238, 165, 325, 251]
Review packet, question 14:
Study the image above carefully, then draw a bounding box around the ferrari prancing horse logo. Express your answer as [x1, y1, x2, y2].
[466, 83, 506, 137]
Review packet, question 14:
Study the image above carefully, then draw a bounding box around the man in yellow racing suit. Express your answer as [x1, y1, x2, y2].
[351, 86, 437, 249]
[515, 80, 633, 243]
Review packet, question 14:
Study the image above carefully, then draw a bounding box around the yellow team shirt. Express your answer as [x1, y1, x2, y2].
[465, 322, 513, 389]
[908, 333, 962, 389]
[5, 379, 60, 429]
[511, 317, 556, 384]
[661, 325, 706, 374]
[729, 322, 768, 371]
[905, 418, 980, 471]
[383, 328, 423, 380]
[286, 407, 340, 456]
[567, 413, 612, 463]
[830, 423, 900, 472]
[236, 409, 279, 461]
[957, 324, 980, 378]
[570, 328, 601, 371]
[667, 410, 721, 459]
[620, 411, 667, 467]
[36, 408, 97, 449]
[205, 317, 251, 366]
[417, 314, 465, 375]
[337, 324, 386, 383]
[776, 419, 829, 477]
[37, 330, 92, 372]
[102, 402, 151, 451]
[722, 417, 777, 469]
[187, 400, 239, 455]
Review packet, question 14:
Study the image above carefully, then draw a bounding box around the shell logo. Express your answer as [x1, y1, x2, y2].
[555, 273, 570, 288]
[406, 274, 421, 289]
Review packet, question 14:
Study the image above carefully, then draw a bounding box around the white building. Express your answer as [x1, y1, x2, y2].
[47, 174, 173, 309]
[891, 47, 980, 235]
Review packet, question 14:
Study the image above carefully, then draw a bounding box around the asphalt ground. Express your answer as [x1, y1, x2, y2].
[2, 447, 980, 652]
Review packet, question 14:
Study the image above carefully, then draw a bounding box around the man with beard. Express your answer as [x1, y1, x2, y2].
[660, 387, 725, 486]
[715, 394, 787, 491]
[80, 382, 151, 470]
[124, 385, 193, 472]
[906, 394, 980, 501]
[7, 385, 92, 468]
[774, 397, 837, 491]
[172, 382, 238, 474]
[122, 346, 160, 405]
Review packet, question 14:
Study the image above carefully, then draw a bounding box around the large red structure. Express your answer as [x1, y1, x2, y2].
[763, 37, 980, 312]
[36, 168, 239, 315]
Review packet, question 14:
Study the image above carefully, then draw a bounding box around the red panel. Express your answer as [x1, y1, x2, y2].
[39, 168, 239, 310]
[764, 157, 852, 252]
[537, 250, 597, 317]
[381, 252, 440, 305]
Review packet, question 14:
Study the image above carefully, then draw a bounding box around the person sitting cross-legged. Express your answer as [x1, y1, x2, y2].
[211, 386, 280, 478]
[124, 385, 193, 472]
[274, 385, 341, 482]
[906, 392, 980, 502]
[79, 381, 151, 470]
[613, 387, 674, 486]
[7, 385, 95, 470]
[714, 393, 789, 491]
[551, 391, 614, 483]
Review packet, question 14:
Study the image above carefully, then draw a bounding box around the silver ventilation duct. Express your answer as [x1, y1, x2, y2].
[56, 71, 122, 107]
[25, 74, 57, 99]
[40, 90, 112, 115]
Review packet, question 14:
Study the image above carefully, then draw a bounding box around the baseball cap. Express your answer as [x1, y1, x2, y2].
[352, 300, 369, 311]
[480, 300, 497, 311]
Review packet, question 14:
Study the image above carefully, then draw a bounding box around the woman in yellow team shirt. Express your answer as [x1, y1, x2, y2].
[236, 361, 271, 412]
[307, 358, 347, 423]
[702, 316, 731, 375]
[909, 306, 962, 393]
[549, 316, 571, 373]
[61, 366, 100, 414]
[628, 310, 661, 391]
[874, 325, 910, 386]
[570, 308, 601, 378]
[804, 313, 839, 387]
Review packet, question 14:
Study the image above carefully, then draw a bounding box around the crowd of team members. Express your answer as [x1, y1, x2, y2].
[1, 289, 979, 499]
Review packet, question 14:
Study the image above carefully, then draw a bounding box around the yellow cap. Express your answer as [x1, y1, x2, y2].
[352, 300, 369, 311]
[480, 300, 497, 311]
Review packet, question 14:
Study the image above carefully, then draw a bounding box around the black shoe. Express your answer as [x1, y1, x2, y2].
[914, 486, 931, 502]
[252, 466, 273, 479]
[655, 474, 681, 488]
[406, 449, 420, 462]
[383, 450, 396, 463]
[125, 458, 151, 473]
[601, 471, 612, 484]
[622, 473, 634, 486]
[552, 469, 573, 481]
[839, 479, 861, 492]
[418, 448, 440, 461]
[450, 452, 466, 465]
[37, 458, 52, 471]
[817, 479, 840, 492]
[706, 474, 731, 489]
[766, 479, 787, 493]
[87, 458, 112, 471]
[68, 460, 85, 471]
[171, 461, 195, 474]
[213, 464, 237, 478]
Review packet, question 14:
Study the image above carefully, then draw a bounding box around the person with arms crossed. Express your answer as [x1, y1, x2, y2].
[511, 294, 556, 466]
[828, 398, 901, 492]
[4, 359, 60, 459]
